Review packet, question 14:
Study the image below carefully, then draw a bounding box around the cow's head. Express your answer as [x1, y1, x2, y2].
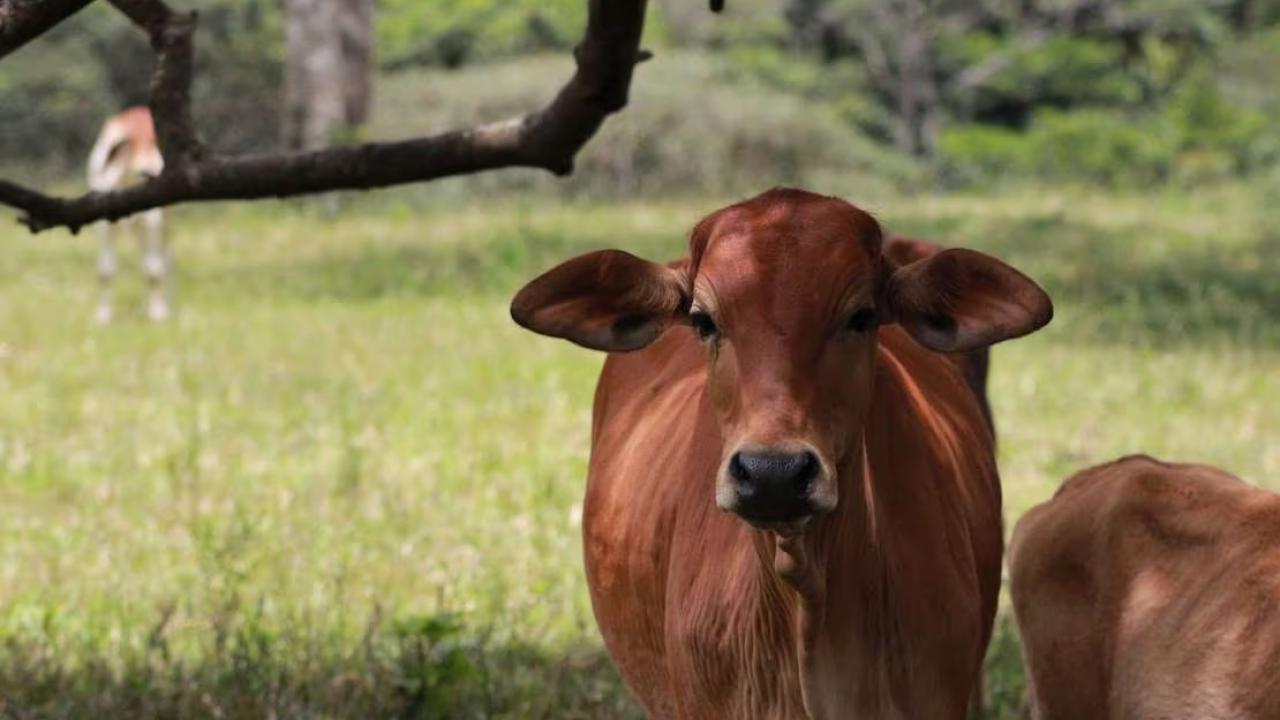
[512, 189, 1051, 532]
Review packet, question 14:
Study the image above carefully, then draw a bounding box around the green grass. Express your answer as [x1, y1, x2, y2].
[0, 187, 1276, 718]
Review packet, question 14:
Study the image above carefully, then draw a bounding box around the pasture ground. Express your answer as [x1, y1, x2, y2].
[0, 186, 1276, 718]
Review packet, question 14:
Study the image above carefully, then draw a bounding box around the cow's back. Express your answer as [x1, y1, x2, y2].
[1010, 455, 1280, 720]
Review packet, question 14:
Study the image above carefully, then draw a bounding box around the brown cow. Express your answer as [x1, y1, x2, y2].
[512, 188, 1052, 719]
[1010, 455, 1280, 720]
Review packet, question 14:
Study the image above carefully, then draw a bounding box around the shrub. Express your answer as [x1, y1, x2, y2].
[1166, 68, 1270, 182]
[940, 110, 1176, 187]
[941, 76, 1275, 190]
[1023, 109, 1177, 186]
[936, 124, 1028, 184]
[376, 0, 585, 70]
[944, 35, 1145, 128]
[371, 51, 923, 199]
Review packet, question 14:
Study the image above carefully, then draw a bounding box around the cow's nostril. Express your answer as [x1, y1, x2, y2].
[732, 450, 820, 495]
[793, 452, 819, 495]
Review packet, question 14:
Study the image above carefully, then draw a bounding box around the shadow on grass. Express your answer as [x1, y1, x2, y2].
[0, 611, 642, 720]
[0, 608, 1037, 720]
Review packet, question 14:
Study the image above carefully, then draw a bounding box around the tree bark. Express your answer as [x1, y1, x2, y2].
[0, 0, 96, 59]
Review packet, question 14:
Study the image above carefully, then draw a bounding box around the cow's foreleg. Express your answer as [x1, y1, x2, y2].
[140, 208, 170, 321]
[95, 222, 118, 324]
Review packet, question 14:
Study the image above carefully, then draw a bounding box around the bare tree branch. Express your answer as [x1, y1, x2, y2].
[0, 0, 96, 59]
[108, 0, 205, 167]
[0, 0, 656, 233]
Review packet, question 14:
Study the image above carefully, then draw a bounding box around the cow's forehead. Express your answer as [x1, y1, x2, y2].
[689, 190, 882, 304]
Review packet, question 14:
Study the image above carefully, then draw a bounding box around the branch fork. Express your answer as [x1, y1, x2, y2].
[0, 0, 698, 233]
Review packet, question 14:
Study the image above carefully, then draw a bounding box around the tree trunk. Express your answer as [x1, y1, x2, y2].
[337, 0, 373, 128]
[282, 0, 372, 151]
[894, 0, 937, 158]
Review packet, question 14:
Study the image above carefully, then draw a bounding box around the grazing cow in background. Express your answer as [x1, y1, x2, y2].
[87, 106, 169, 323]
[1011, 455, 1280, 720]
[511, 188, 1053, 719]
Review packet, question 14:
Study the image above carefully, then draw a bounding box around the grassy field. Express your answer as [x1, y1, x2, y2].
[0, 186, 1276, 718]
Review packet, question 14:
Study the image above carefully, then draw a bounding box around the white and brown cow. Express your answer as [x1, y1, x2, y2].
[87, 106, 169, 323]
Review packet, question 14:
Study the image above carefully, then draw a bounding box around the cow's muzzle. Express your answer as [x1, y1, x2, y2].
[717, 444, 836, 528]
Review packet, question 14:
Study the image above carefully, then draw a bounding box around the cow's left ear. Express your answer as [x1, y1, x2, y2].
[511, 249, 688, 352]
[884, 248, 1052, 353]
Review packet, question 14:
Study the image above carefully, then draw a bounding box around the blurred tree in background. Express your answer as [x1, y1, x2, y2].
[784, 0, 1279, 178]
[0, 0, 1276, 190]
[282, 0, 373, 150]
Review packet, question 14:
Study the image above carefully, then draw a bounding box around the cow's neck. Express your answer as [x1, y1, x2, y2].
[753, 439, 908, 719]
[772, 529, 833, 719]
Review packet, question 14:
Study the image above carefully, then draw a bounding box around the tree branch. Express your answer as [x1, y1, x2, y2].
[0, 0, 655, 233]
[108, 0, 205, 167]
[0, 0, 96, 59]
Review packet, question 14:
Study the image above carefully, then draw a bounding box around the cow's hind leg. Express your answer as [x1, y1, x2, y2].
[140, 208, 170, 321]
[95, 222, 118, 324]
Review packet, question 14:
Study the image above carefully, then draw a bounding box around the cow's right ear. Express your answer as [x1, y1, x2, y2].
[883, 248, 1052, 353]
[511, 250, 688, 352]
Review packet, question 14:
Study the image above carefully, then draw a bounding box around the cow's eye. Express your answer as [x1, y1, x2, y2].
[847, 307, 877, 333]
[690, 311, 719, 340]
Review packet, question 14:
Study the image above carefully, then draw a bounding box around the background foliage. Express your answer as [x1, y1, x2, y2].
[2, 0, 1276, 189]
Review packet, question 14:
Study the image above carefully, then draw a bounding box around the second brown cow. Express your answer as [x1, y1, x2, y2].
[1011, 455, 1280, 720]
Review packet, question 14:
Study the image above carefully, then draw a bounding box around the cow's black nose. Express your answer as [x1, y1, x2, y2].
[728, 450, 820, 521]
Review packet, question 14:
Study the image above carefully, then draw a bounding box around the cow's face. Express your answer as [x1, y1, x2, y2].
[512, 189, 1051, 532]
[684, 193, 885, 530]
